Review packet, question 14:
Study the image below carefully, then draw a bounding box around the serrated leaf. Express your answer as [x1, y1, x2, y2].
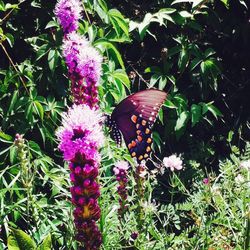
[37, 234, 51, 250]
[7, 229, 36, 250]
[112, 70, 130, 89]
[108, 9, 129, 37]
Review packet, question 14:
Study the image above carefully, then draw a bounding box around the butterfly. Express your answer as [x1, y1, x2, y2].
[107, 89, 167, 163]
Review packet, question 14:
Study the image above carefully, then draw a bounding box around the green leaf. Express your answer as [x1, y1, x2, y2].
[28, 141, 42, 156]
[149, 74, 160, 88]
[0, 131, 13, 142]
[239, 0, 247, 9]
[0, 0, 5, 11]
[7, 90, 18, 115]
[112, 70, 130, 89]
[37, 234, 52, 250]
[207, 103, 223, 119]
[34, 101, 44, 121]
[138, 13, 152, 40]
[163, 99, 177, 109]
[178, 48, 189, 73]
[191, 104, 202, 126]
[94, 39, 125, 69]
[98, 0, 108, 12]
[7, 229, 36, 250]
[175, 111, 190, 139]
[227, 130, 234, 143]
[48, 49, 59, 72]
[153, 131, 162, 153]
[108, 9, 129, 37]
[175, 111, 189, 131]
[159, 76, 167, 90]
[45, 20, 59, 29]
[190, 58, 202, 71]
[36, 44, 50, 61]
[9, 145, 17, 164]
[6, 33, 14, 47]
[144, 66, 162, 74]
[25, 102, 34, 124]
[158, 108, 164, 125]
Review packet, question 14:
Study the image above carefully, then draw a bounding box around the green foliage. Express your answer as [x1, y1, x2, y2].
[0, 0, 249, 249]
[8, 229, 36, 250]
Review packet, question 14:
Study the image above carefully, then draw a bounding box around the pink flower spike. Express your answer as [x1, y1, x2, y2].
[56, 104, 104, 161]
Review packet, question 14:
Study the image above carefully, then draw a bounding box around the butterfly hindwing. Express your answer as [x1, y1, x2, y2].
[111, 89, 167, 162]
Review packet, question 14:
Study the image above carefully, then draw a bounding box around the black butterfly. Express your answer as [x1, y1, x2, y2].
[107, 89, 167, 163]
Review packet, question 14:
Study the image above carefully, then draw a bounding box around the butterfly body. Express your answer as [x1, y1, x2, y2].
[109, 89, 167, 163]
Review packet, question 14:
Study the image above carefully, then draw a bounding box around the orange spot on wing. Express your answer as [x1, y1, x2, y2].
[138, 155, 143, 161]
[147, 138, 152, 144]
[145, 128, 150, 134]
[128, 143, 132, 149]
[146, 146, 151, 152]
[131, 115, 137, 123]
[141, 120, 147, 126]
[131, 140, 136, 147]
[137, 135, 142, 142]
[131, 152, 136, 157]
[144, 153, 149, 158]
[136, 130, 141, 135]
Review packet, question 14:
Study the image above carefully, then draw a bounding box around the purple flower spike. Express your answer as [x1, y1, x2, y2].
[56, 104, 104, 161]
[55, 0, 82, 34]
[113, 161, 130, 219]
[56, 104, 103, 248]
[62, 33, 102, 108]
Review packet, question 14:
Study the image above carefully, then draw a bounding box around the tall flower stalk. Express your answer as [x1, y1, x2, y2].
[56, 105, 103, 249]
[55, 0, 103, 248]
[113, 161, 130, 220]
[134, 162, 147, 230]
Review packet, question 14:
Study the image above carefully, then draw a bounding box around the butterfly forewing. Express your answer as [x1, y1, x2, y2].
[111, 89, 167, 162]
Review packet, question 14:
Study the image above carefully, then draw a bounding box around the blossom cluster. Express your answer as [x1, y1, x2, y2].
[62, 33, 102, 107]
[55, 0, 82, 34]
[163, 154, 183, 172]
[55, 0, 104, 247]
[113, 161, 130, 218]
[56, 105, 103, 248]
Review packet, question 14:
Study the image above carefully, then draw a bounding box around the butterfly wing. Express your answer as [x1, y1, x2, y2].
[111, 89, 167, 162]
